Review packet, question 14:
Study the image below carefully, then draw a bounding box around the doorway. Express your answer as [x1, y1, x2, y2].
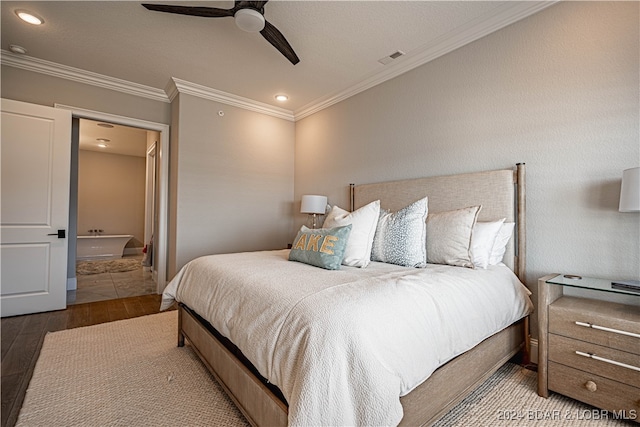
[56, 104, 169, 299]
[69, 118, 158, 304]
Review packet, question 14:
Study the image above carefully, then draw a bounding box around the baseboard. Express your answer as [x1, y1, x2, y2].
[67, 277, 77, 291]
[529, 338, 538, 364]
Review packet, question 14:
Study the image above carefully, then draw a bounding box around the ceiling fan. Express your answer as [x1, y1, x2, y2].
[142, 1, 300, 65]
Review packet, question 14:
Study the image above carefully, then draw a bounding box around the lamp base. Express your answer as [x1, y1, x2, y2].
[306, 213, 322, 229]
[611, 280, 640, 293]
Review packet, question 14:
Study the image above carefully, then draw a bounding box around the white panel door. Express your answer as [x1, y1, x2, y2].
[1, 99, 71, 317]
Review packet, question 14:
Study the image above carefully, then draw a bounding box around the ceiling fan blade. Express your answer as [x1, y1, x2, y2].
[248, 1, 269, 10]
[260, 20, 299, 65]
[142, 4, 234, 18]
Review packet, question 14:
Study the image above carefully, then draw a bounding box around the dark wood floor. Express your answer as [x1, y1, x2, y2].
[1, 294, 172, 427]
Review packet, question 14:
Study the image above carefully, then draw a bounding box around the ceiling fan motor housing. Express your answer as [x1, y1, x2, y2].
[234, 8, 265, 32]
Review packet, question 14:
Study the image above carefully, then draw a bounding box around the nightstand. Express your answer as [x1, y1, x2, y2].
[538, 274, 640, 422]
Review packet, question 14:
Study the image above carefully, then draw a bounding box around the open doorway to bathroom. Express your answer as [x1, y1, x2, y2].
[67, 118, 159, 305]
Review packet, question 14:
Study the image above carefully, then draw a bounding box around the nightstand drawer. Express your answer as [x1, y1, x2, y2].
[548, 362, 640, 422]
[549, 334, 640, 387]
[549, 297, 640, 355]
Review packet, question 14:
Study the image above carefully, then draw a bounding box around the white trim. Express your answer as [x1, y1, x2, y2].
[293, 1, 557, 121]
[67, 277, 77, 291]
[2, 1, 555, 122]
[1, 50, 169, 103]
[55, 104, 170, 293]
[166, 78, 295, 122]
[54, 103, 164, 130]
[0, 51, 295, 121]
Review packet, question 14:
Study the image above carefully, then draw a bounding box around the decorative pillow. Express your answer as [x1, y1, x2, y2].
[470, 219, 505, 269]
[426, 206, 481, 268]
[488, 222, 515, 265]
[371, 197, 428, 268]
[323, 200, 380, 268]
[289, 225, 352, 270]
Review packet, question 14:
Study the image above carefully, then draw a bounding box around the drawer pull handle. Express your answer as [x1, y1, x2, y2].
[575, 321, 640, 339]
[585, 380, 597, 392]
[575, 351, 640, 372]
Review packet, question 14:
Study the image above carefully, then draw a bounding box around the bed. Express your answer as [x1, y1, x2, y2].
[162, 164, 531, 426]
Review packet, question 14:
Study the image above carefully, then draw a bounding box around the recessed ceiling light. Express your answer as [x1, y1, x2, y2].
[15, 10, 44, 25]
[97, 123, 114, 128]
[275, 94, 289, 102]
[8, 45, 27, 54]
[97, 143, 108, 148]
[96, 138, 111, 143]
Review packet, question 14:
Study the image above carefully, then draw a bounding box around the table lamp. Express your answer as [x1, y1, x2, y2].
[619, 167, 640, 212]
[612, 167, 640, 291]
[301, 195, 327, 229]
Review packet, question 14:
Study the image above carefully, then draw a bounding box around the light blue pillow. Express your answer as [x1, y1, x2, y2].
[289, 225, 352, 270]
[371, 197, 428, 267]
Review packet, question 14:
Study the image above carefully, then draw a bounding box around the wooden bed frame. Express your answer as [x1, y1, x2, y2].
[177, 164, 528, 427]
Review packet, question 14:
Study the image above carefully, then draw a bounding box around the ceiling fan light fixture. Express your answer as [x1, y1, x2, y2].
[234, 9, 265, 33]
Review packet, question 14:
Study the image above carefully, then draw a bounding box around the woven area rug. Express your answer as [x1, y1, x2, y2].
[433, 364, 631, 426]
[18, 312, 630, 427]
[17, 311, 249, 427]
[76, 258, 140, 275]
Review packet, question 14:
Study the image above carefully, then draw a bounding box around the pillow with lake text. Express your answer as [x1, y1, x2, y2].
[289, 225, 352, 270]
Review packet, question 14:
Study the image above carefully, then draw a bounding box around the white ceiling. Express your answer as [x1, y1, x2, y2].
[1, 1, 554, 117]
[79, 119, 148, 157]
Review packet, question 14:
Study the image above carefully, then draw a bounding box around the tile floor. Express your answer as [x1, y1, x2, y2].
[67, 255, 156, 305]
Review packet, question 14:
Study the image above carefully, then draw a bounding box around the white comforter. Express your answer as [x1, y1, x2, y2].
[162, 249, 532, 426]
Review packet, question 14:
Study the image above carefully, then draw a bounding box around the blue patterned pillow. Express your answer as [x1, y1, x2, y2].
[289, 225, 352, 270]
[371, 197, 428, 267]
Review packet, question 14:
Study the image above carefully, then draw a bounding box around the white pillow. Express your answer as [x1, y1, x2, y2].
[488, 222, 515, 265]
[323, 200, 380, 268]
[426, 205, 481, 268]
[471, 219, 505, 269]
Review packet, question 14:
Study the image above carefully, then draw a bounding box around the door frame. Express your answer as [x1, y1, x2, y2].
[145, 142, 157, 282]
[55, 104, 170, 293]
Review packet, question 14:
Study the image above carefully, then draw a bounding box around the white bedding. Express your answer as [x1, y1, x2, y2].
[162, 249, 532, 426]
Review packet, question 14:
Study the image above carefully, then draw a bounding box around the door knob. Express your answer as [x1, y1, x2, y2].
[47, 229, 66, 238]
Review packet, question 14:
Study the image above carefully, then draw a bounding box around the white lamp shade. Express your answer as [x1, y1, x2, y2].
[301, 195, 327, 214]
[619, 167, 640, 212]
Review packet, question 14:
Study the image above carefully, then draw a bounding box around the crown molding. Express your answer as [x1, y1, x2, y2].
[166, 77, 295, 122]
[1, 50, 294, 121]
[1, 0, 555, 123]
[293, 1, 557, 121]
[1, 50, 169, 103]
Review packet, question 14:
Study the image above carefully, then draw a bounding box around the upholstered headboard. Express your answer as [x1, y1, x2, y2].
[351, 164, 526, 280]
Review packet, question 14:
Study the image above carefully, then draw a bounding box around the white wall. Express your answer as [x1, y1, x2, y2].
[294, 1, 640, 338]
[77, 149, 146, 248]
[1, 67, 297, 282]
[169, 93, 295, 275]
